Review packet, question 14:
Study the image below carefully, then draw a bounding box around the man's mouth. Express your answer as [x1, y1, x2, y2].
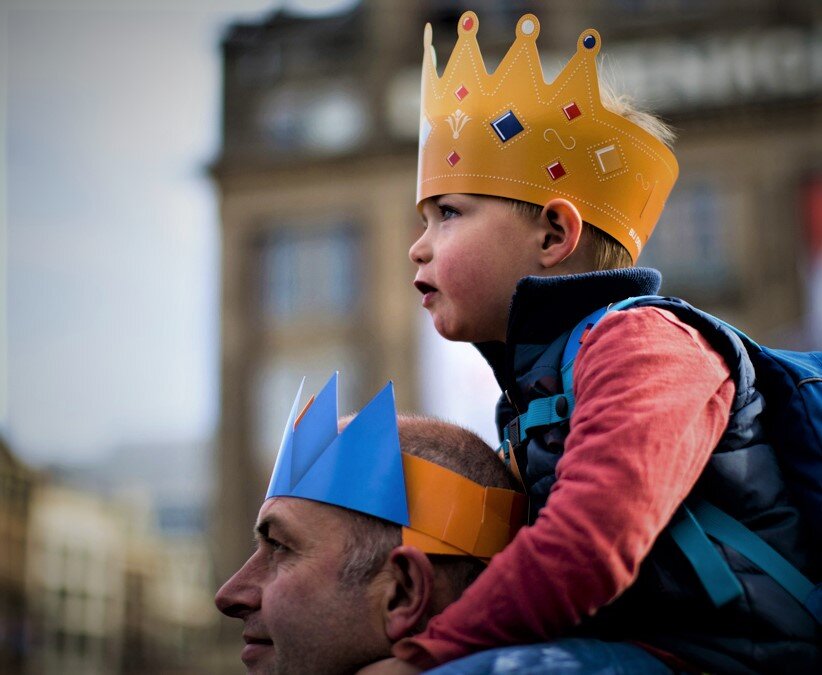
[414, 280, 438, 307]
[242, 634, 274, 663]
[244, 635, 273, 645]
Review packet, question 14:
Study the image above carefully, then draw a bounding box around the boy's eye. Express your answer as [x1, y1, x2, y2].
[439, 204, 460, 220]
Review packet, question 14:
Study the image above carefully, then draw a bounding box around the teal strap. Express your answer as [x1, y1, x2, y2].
[522, 395, 574, 432]
[502, 394, 575, 448]
[502, 304, 611, 450]
[669, 506, 744, 607]
[560, 306, 610, 374]
[560, 358, 574, 400]
[691, 501, 820, 622]
[556, 305, 610, 420]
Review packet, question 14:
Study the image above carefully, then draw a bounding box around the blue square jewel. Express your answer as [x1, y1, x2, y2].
[491, 110, 524, 142]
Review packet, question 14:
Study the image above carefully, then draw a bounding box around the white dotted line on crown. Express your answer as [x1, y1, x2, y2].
[420, 172, 631, 227]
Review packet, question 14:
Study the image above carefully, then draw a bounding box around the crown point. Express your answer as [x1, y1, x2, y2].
[517, 14, 540, 39]
[458, 11, 477, 35]
[578, 29, 601, 54]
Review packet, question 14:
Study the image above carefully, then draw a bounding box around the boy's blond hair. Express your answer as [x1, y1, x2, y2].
[506, 81, 676, 271]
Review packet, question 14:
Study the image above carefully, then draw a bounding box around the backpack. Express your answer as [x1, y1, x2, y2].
[500, 295, 822, 623]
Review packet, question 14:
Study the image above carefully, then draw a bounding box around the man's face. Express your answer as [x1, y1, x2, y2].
[215, 497, 390, 675]
[409, 194, 544, 343]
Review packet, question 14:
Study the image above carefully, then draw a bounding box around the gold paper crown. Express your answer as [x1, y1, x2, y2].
[417, 12, 679, 261]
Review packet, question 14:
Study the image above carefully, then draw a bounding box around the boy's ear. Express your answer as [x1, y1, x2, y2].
[380, 545, 435, 642]
[538, 198, 584, 269]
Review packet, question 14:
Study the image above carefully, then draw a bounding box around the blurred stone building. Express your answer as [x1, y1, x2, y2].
[0, 437, 34, 673]
[2, 444, 215, 675]
[212, 0, 821, 589]
[24, 485, 128, 675]
[23, 482, 217, 675]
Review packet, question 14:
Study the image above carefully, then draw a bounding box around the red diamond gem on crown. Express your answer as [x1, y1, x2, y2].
[563, 102, 581, 120]
[463, 17, 474, 31]
[546, 161, 566, 180]
[446, 150, 461, 167]
[454, 84, 469, 101]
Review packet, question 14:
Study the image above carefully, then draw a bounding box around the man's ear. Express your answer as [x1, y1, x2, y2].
[380, 546, 435, 642]
[538, 198, 583, 269]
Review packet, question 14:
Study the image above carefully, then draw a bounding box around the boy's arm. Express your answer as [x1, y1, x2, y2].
[392, 307, 736, 669]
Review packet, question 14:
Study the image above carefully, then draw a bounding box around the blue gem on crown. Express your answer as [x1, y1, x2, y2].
[491, 110, 524, 143]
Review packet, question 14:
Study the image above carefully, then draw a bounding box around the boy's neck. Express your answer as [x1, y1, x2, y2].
[501, 267, 662, 346]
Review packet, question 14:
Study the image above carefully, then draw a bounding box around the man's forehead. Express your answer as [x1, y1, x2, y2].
[255, 496, 348, 539]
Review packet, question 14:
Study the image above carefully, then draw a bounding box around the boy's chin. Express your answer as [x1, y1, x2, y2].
[433, 316, 467, 342]
[433, 316, 494, 343]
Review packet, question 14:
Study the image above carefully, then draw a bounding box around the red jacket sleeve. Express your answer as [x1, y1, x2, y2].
[393, 307, 736, 668]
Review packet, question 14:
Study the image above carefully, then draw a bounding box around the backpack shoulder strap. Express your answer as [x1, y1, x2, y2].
[504, 297, 657, 449]
[559, 296, 659, 414]
[500, 304, 611, 450]
[559, 305, 610, 393]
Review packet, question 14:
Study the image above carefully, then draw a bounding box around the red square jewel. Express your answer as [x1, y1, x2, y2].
[454, 84, 469, 101]
[547, 161, 566, 180]
[446, 150, 461, 167]
[562, 102, 581, 120]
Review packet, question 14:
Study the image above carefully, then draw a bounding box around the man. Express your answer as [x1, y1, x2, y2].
[215, 374, 524, 674]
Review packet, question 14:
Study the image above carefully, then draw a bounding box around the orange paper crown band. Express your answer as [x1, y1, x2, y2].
[401, 453, 527, 561]
[417, 12, 679, 261]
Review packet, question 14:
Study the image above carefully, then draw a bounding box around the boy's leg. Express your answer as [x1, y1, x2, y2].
[427, 639, 674, 675]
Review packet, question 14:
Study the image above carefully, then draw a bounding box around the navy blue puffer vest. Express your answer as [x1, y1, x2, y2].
[475, 268, 820, 675]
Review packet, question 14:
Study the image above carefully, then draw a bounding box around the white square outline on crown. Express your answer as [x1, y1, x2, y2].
[483, 102, 531, 150]
[586, 138, 629, 182]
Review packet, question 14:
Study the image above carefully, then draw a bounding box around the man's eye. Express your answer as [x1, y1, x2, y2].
[265, 536, 288, 553]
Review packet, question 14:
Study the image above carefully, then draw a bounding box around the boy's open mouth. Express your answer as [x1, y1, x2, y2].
[414, 280, 438, 308]
[414, 280, 437, 295]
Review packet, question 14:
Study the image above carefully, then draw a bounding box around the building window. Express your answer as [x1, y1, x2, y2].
[257, 85, 369, 154]
[260, 224, 361, 322]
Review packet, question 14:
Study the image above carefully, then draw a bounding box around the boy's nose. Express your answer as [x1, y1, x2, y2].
[409, 233, 431, 265]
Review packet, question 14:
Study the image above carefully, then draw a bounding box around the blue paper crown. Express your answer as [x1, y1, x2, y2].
[265, 372, 410, 526]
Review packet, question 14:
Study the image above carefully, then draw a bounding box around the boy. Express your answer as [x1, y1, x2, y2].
[365, 11, 819, 675]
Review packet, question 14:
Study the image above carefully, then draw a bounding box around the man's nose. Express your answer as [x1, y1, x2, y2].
[215, 564, 260, 619]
